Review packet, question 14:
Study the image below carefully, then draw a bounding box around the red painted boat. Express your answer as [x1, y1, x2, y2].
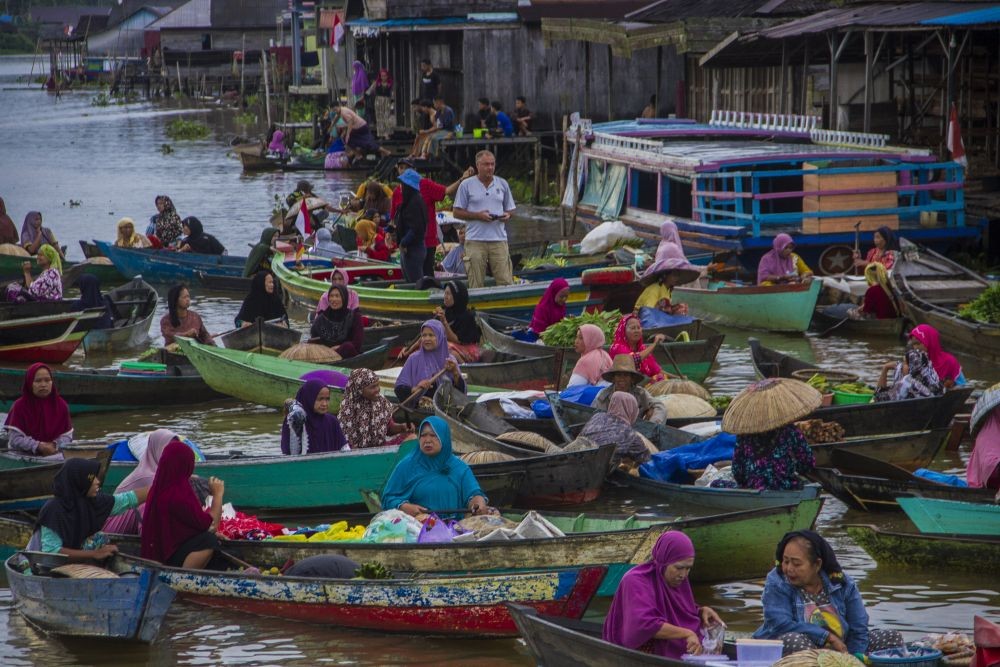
[0, 310, 102, 363]
[147, 560, 606, 637]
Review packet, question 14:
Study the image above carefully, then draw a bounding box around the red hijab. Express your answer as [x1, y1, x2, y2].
[141, 440, 212, 562]
[529, 278, 570, 335]
[3, 363, 72, 442]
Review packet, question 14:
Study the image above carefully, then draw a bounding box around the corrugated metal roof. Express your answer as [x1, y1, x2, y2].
[922, 5, 1000, 25]
[348, 13, 519, 30]
[758, 3, 999, 39]
[211, 0, 286, 29]
[149, 0, 211, 29]
[517, 0, 648, 21]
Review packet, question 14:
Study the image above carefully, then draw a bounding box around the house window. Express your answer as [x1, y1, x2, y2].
[629, 170, 658, 212]
[201, 34, 212, 50]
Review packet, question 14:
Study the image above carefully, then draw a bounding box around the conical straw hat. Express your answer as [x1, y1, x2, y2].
[658, 394, 716, 418]
[721, 378, 822, 435]
[648, 378, 712, 400]
[970, 381, 1000, 435]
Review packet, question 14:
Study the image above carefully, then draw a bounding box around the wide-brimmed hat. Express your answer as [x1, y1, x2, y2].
[970, 382, 1000, 435]
[639, 257, 702, 287]
[721, 378, 822, 435]
[602, 354, 647, 385]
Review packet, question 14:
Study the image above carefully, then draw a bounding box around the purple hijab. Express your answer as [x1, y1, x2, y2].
[280, 379, 348, 454]
[603, 531, 701, 658]
[655, 221, 687, 263]
[395, 319, 456, 389]
[102, 429, 178, 535]
[757, 233, 796, 284]
[20, 211, 58, 248]
[352, 61, 369, 96]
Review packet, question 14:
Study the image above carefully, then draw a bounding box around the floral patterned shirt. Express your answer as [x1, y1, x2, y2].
[733, 424, 815, 491]
[29, 268, 63, 301]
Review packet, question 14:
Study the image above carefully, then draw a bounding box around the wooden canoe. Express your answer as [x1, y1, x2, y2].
[897, 497, 1000, 537]
[124, 553, 605, 637]
[95, 240, 249, 284]
[216, 318, 302, 354]
[0, 252, 123, 287]
[0, 516, 34, 560]
[81, 277, 158, 354]
[109, 502, 823, 595]
[611, 470, 822, 512]
[811, 305, 906, 338]
[6, 554, 175, 642]
[477, 312, 725, 384]
[273, 254, 609, 319]
[672, 279, 822, 332]
[462, 349, 564, 391]
[434, 382, 616, 506]
[508, 604, 684, 667]
[894, 239, 1000, 363]
[809, 467, 996, 512]
[0, 463, 63, 511]
[749, 338, 973, 437]
[0, 310, 103, 364]
[845, 524, 1000, 571]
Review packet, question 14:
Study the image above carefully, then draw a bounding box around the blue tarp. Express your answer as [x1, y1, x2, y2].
[922, 7, 1000, 26]
[532, 385, 603, 418]
[913, 468, 968, 488]
[639, 433, 737, 484]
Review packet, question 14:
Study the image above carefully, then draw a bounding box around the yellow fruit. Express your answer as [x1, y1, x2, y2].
[269, 566, 280, 574]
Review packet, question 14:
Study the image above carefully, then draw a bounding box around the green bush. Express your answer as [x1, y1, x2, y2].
[166, 119, 210, 140]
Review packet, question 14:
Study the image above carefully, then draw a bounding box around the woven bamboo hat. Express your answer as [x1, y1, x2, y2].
[602, 354, 647, 385]
[970, 382, 1000, 435]
[639, 257, 702, 287]
[648, 378, 712, 401]
[659, 393, 716, 418]
[721, 378, 822, 435]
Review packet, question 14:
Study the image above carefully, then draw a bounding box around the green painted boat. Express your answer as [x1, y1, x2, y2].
[106, 501, 822, 594]
[672, 279, 822, 332]
[0, 253, 125, 287]
[897, 497, 1000, 537]
[845, 524, 1000, 572]
[272, 255, 608, 319]
[175, 337, 498, 410]
[0, 515, 34, 561]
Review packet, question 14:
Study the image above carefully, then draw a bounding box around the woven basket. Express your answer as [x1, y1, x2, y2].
[638, 433, 658, 456]
[496, 431, 558, 452]
[659, 393, 716, 418]
[279, 343, 341, 363]
[562, 436, 597, 453]
[648, 378, 712, 400]
[0, 243, 29, 257]
[460, 450, 515, 464]
[50, 564, 119, 579]
[722, 378, 823, 435]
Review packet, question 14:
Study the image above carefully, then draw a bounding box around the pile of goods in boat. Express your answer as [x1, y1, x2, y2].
[540, 309, 621, 347]
[648, 379, 712, 400]
[708, 395, 733, 412]
[832, 382, 874, 395]
[521, 255, 568, 269]
[774, 649, 864, 667]
[795, 419, 846, 444]
[915, 632, 976, 665]
[958, 284, 1000, 324]
[805, 373, 832, 395]
[354, 562, 393, 580]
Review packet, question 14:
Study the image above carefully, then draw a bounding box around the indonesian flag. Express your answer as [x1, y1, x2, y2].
[331, 14, 344, 52]
[294, 200, 313, 236]
[947, 102, 967, 167]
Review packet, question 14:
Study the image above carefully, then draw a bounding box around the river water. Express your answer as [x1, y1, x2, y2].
[1, 55, 997, 665]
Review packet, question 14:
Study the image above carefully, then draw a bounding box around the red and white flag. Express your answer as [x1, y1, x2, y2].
[294, 200, 313, 236]
[330, 13, 344, 52]
[947, 102, 967, 167]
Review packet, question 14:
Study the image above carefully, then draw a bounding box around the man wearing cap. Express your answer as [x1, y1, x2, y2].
[390, 159, 475, 278]
[453, 150, 516, 288]
[594, 355, 667, 424]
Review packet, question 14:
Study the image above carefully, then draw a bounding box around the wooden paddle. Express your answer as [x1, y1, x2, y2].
[817, 317, 851, 338]
[649, 336, 686, 379]
[400, 367, 449, 408]
[853, 221, 862, 276]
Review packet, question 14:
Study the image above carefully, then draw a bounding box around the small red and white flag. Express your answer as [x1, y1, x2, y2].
[947, 102, 967, 167]
[294, 200, 313, 237]
[330, 13, 344, 52]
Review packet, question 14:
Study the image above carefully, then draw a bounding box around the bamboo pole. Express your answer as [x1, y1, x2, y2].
[558, 114, 569, 237]
[262, 52, 272, 127]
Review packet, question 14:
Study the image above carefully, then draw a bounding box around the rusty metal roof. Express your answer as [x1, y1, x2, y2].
[518, 0, 649, 21]
[757, 2, 1000, 39]
[626, 0, 833, 22]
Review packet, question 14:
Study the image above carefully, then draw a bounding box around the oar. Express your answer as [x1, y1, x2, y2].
[217, 549, 255, 571]
[651, 336, 686, 379]
[400, 367, 448, 408]
[818, 317, 851, 338]
[852, 221, 862, 276]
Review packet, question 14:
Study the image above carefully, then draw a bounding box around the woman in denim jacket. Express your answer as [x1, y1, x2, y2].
[753, 530, 903, 657]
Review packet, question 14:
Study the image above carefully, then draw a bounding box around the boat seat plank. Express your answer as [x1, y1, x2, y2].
[906, 280, 985, 291]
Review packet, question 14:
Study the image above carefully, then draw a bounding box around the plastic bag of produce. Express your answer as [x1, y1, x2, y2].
[579, 220, 637, 255]
[417, 514, 460, 543]
[362, 510, 421, 543]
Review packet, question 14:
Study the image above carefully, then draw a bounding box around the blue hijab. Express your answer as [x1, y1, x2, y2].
[380, 416, 485, 519]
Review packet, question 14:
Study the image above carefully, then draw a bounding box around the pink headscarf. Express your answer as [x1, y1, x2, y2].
[909, 324, 962, 384]
[655, 221, 687, 263]
[969, 412, 1000, 488]
[609, 314, 664, 380]
[530, 278, 570, 335]
[103, 428, 178, 535]
[608, 391, 640, 425]
[570, 324, 612, 385]
[267, 130, 285, 153]
[315, 269, 361, 313]
[756, 233, 796, 284]
[603, 531, 701, 658]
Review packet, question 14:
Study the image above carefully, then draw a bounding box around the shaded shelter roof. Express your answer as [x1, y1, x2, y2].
[348, 13, 519, 31]
[625, 0, 833, 22]
[149, 0, 284, 30]
[700, 2, 1000, 67]
[517, 0, 648, 21]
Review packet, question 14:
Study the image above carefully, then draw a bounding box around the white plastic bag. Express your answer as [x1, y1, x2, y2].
[579, 220, 637, 255]
[694, 464, 734, 487]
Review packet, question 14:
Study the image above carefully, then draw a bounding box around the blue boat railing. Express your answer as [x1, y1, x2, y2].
[692, 161, 965, 237]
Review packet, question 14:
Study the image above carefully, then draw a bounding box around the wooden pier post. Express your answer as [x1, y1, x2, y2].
[559, 115, 569, 237]
[533, 137, 542, 205]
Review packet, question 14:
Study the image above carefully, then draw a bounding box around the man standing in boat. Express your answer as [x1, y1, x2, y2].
[453, 150, 516, 288]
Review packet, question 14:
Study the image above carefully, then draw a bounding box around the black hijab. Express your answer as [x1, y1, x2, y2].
[37, 459, 115, 550]
[167, 283, 187, 327]
[311, 284, 354, 346]
[235, 271, 287, 326]
[876, 225, 899, 251]
[182, 217, 226, 255]
[72, 274, 114, 329]
[775, 530, 845, 580]
[444, 281, 480, 345]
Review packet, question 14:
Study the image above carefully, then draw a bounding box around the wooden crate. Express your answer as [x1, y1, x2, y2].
[801, 162, 899, 234]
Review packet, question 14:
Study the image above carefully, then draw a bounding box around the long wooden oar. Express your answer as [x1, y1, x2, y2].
[651, 337, 686, 379]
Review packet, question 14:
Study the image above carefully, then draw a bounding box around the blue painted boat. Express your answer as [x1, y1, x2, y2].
[567, 115, 976, 275]
[5, 553, 175, 642]
[897, 497, 1000, 537]
[673, 279, 822, 331]
[94, 240, 248, 283]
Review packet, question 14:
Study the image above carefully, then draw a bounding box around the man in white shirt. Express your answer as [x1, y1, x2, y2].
[452, 150, 516, 288]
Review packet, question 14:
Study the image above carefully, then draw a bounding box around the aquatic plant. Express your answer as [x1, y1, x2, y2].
[166, 119, 210, 140]
[235, 112, 257, 126]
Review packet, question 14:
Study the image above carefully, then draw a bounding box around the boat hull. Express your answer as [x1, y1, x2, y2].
[811, 306, 905, 338]
[845, 524, 1000, 571]
[897, 497, 1000, 536]
[5, 556, 175, 642]
[809, 467, 996, 512]
[614, 471, 822, 512]
[673, 280, 822, 332]
[95, 240, 248, 283]
[80, 277, 158, 354]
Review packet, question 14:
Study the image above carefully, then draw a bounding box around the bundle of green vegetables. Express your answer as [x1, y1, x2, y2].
[522, 255, 569, 270]
[958, 284, 1000, 324]
[805, 373, 830, 394]
[832, 382, 874, 395]
[708, 395, 732, 412]
[540, 309, 621, 347]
